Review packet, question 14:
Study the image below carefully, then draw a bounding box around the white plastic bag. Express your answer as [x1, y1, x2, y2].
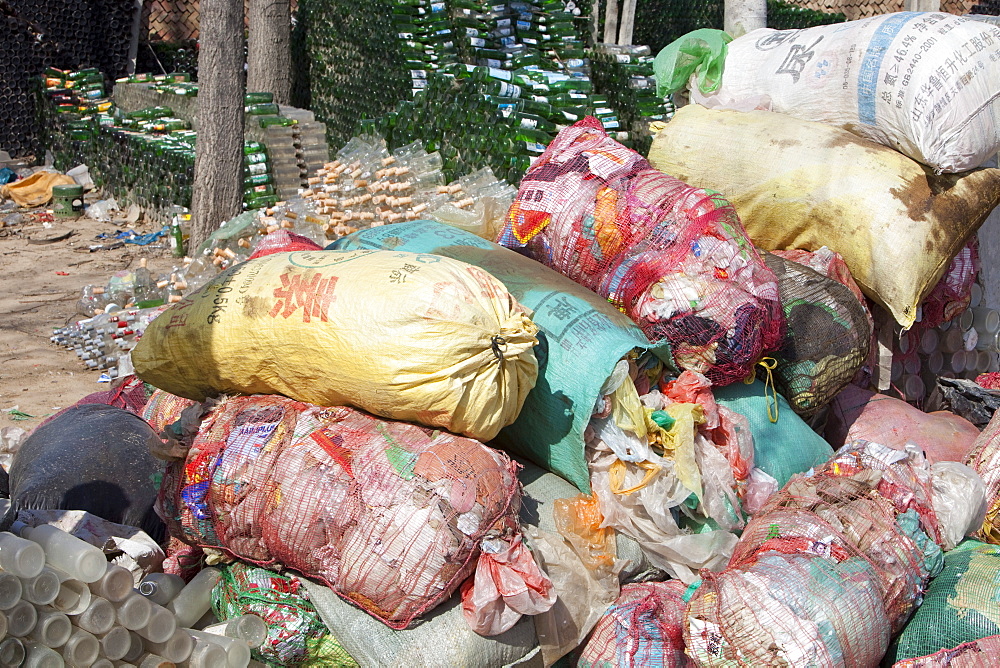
[930, 461, 989, 550]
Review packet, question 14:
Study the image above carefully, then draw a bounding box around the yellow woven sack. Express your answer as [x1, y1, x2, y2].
[649, 105, 1000, 328]
[132, 249, 539, 441]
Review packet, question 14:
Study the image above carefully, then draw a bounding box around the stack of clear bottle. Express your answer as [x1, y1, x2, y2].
[300, 135, 513, 229]
[0, 512, 266, 667]
[50, 306, 166, 378]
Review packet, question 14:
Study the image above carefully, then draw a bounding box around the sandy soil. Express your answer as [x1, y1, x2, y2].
[0, 201, 179, 430]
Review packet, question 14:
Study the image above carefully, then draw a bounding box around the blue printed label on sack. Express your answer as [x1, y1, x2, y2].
[857, 12, 920, 126]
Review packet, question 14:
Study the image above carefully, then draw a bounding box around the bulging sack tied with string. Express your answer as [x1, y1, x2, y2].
[132, 249, 540, 441]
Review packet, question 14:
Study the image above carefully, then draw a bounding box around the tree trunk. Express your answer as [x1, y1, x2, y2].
[189, 0, 245, 250]
[247, 0, 292, 105]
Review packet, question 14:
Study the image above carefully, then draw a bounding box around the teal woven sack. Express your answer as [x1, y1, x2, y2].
[889, 540, 1000, 662]
[331, 220, 672, 493]
[713, 379, 834, 487]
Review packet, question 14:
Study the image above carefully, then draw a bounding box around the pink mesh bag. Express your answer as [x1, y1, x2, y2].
[156, 395, 522, 628]
[499, 117, 783, 386]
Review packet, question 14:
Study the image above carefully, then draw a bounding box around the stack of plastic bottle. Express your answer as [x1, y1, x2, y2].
[301, 135, 515, 230]
[0, 509, 265, 668]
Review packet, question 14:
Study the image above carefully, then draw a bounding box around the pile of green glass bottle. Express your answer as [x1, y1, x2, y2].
[42, 71, 280, 220]
[590, 44, 676, 155]
[297, 0, 411, 142]
[348, 0, 674, 184]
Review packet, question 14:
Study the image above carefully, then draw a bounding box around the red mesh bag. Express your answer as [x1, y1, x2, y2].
[685, 550, 890, 666]
[499, 117, 784, 386]
[141, 388, 197, 434]
[576, 580, 692, 668]
[976, 372, 1000, 391]
[37, 374, 150, 429]
[247, 230, 324, 259]
[684, 440, 947, 665]
[156, 395, 522, 628]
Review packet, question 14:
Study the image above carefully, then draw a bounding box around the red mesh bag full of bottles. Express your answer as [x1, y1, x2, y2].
[498, 116, 784, 386]
[156, 394, 522, 629]
[684, 440, 946, 666]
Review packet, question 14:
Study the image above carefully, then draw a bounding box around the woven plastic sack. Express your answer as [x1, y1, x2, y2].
[762, 252, 872, 416]
[332, 219, 670, 493]
[712, 379, 834, 489]
[576, 580, 692, 668]
[141, 388, 197, 434]
[498, 116, 784, 386]
[678, 14, 1000, 173]
[965, 410, 1000, 542]
[157, 395, 521, 628]
[827, 384, 981, 464]
[212, 561, 357, 667]
[893, 634, 1000, 667]
[248, 230, 324, 260]
[133, 249, 538, 442]
[649, 105, 1000, 328]
[888, 540, 1000, 663]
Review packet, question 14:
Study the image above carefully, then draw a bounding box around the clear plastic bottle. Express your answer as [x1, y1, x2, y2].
[57, 628, 99, 667]
[0, 637, 25, 666]
[138, 574, 185, 606]
[201, 614, 267, 649]
[21, 525, 107, 583]
[143, 628, 194, 663]
[22, 641, 63, 668]
[188, 628, 250, 668]
[166, 568, 221, 629]
[116, 593, 153, 631]
[0, 571, 24, 610]
[89, 564, 135, 603]
[0, 532, 46, 578]
[121, 631, 145, 663]
[136, 654, 172, 668]
[96, 626, 132, 661]
[177, 639, 228, 668]
[136, 604, 176, 643]
[70, 596, 116, 635]
[21, 568, 61, 606]
[28, 607, 72, 649]
[7, 598, 38, 637]
[52, 577, 91, 615]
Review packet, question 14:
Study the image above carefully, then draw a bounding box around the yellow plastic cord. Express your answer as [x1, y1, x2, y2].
[981, 498, 1000, 544]
[609, 458, 662, 495]
[744, 357, 780, 423]
[758, 357, 779, 423]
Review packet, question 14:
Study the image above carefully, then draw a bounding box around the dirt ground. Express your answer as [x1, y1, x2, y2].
[0, 198, 179, 430]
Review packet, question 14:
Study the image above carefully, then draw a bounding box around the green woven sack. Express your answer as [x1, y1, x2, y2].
[713, 379, 834, 488]
[212, 561, 357, 667]
[888, 540, 1000, 662]
[332, 220, 672, 493]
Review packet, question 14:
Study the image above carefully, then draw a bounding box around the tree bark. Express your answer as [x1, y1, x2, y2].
[189, 0, 245, 250]
[247, 0, 292, 105]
